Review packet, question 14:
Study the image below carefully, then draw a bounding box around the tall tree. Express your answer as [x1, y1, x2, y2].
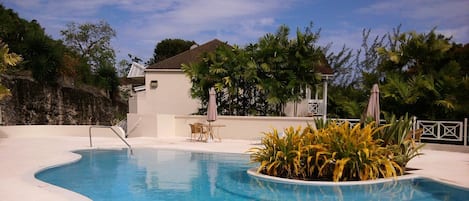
[146, 38, 196, 65]
[60, 20, 120, 98]
[324, 28, 387, 118]
[1, 5, 65, 84]
[378, 29, 467, 119]
[117, 54, 142, 77]
[95, 65, 120, 99]
[254, 24, 323, 115]
[60, 20, 116, 71]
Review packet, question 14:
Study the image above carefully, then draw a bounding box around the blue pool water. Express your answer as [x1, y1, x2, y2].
[36, 148, 469, 201]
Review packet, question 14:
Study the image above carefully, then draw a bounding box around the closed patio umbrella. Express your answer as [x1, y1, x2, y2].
[207, 87, 218, 123]
[365, 84, 380, 125]
[206, 87, 218, 142]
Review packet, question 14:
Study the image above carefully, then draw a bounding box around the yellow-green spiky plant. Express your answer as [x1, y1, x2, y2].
[250, 121, 404, 182]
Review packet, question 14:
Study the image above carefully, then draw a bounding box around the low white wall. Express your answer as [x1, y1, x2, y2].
[156, 114, 176, 138]
[126, 114, 318, 140]
[127, 113, 158, 137]
[0, 125, 123, 138]
[174, 115, 317, 140]
[0, 115, 318, 142]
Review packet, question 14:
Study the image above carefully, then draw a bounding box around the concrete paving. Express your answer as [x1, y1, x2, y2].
[0, 135, 468, 201]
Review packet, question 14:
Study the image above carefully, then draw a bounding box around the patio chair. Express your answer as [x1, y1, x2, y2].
[189, 123, 208, 141]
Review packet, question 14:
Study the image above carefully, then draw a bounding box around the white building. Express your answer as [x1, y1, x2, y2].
[126, 39, 333, 138]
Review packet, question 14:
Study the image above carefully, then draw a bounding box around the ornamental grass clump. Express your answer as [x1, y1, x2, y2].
[250, 122, 406, 182]
[379, 114, 425, 167]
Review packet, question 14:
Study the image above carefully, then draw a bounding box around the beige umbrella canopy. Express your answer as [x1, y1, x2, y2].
[207, 87, 218, 123]
[365, 84, 380, 125]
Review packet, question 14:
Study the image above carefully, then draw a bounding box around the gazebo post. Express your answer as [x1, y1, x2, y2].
[322, 76, 328, 122]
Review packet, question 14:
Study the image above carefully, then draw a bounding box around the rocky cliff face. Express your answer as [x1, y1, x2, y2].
[0, 75, 127, 125]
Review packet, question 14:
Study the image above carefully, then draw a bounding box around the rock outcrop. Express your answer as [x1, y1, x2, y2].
[0, 75, 127, 125]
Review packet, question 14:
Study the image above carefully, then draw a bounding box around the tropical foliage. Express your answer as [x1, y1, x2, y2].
[0, 5, 64, 84]
[183, 24, 324, 116]
[0, 5, 121, 99]
[182, 22, 467, 120]
[378, 114, 425, 167]
[146, 38, 196, 65]
[250, 118, 424, 182]
[326, 26, 468, 120]
[377, 30, 468, 120]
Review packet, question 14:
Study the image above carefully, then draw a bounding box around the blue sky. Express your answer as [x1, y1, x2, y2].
[3, 0, 469, 63]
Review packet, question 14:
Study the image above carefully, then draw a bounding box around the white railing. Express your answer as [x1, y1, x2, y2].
[332, 117, 468, 146]
[415, 118, 467, 146]
[307, 99, 324, 116]
[89, 126, 133, 154]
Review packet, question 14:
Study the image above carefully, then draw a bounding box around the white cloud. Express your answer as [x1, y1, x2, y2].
[4, 0, 291, 60]
[119, 0, 286, 46]
[7, 0, 465, 63]
[117, 0, 290, 59]
[115, 0, 177, 12]
[356, 0, 469, 44]
[320, 29, 362, 53]
[358, 0, 469, 24]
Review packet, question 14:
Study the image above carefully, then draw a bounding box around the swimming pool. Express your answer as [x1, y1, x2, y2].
[36, 148, 469, 201]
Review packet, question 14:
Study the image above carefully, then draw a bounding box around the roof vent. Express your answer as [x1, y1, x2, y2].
[190, 44, 198, 50]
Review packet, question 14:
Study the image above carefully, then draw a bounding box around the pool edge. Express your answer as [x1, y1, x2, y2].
[247, 167, 422, 186]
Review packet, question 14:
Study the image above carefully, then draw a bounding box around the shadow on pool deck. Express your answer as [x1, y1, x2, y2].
[422, 143, 469, 153]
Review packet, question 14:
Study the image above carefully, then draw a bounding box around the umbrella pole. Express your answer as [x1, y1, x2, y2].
[208, 121, 213, 141]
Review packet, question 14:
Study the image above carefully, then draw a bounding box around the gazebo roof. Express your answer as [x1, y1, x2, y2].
[317, 55, 334, 75]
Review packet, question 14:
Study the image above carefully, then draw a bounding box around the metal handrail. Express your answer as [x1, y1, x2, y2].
[89, 125, 133, 154]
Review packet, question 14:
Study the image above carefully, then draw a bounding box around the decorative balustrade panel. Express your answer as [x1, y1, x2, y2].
[317, 118, 467, 146]
[307, 99, 323, 116]
[417, 120, 463, 142]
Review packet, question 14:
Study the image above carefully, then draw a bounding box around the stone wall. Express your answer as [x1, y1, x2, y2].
[0, 75, 127, 125]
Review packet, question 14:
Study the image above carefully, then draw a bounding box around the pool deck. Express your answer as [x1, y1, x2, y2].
[0, 135, 468, 201]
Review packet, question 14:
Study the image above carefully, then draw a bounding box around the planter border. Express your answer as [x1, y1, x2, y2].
[247, 167, 420, 186]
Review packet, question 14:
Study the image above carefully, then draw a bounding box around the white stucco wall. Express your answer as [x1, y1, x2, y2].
[127, 113, 157, 137]
[284, 99, 311, 117]
[0, 125, 121, 138]
[127, 70, 200, 139]
[126, 68, 328, 139]
[128, 96, 137, 113]
[134, 91, 147, 114]
[126, 114, 319, 140]
[142, 70, 200, 115]
[174, 115, 317, 140]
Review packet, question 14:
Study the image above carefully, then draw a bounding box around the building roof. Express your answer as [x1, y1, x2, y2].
[146, 39, 226, 70]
